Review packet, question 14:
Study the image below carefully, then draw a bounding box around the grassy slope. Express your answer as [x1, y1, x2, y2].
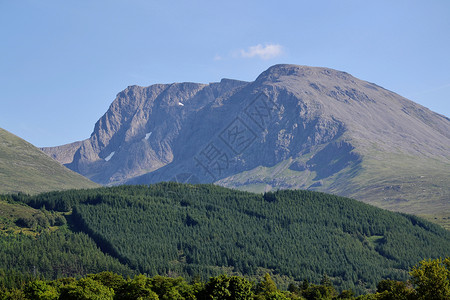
[420, 213, 450, 231]
[0, 128, 98, 194]
[219, 152, 449, 228]
[340, 153, 450, 215]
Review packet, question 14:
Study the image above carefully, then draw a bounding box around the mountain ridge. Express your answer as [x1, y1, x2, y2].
[42, 64, 450, 215]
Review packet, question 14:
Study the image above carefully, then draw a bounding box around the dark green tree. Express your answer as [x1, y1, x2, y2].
[87, 272, 125, 291]
[337, 289, 354, 299]
[203, 274, 254, 300]
[116, 275, 158, 300]
[257, 273, 278, 295]
[301, 279, 309, 292]
[376, 279, 413, 300]
[302, 283, 336, 300]
[288, 282, 300, 295]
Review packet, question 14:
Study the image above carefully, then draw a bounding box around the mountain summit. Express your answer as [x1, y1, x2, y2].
[43, 65, 450, 215]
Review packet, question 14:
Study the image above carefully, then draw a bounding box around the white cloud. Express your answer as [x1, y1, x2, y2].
[240, 44, 283, 60]
[213, 54, 223, 61]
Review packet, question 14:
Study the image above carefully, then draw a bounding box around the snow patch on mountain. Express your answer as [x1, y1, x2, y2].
[104, 152, 115, 161]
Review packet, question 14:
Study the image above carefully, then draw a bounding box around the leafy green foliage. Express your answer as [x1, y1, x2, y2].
[59, 277, 115, 300]
[203, 274, 254, 300]
[0, 273, 294, 300]
[24, 280, 59, 300]
[375, 279, 414, 300]
[409, 258, 450, 300]
[0, 258, 449, 299]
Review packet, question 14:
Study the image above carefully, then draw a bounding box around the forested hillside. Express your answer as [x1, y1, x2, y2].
[4, 183, 450, 295]
[0, 196, 134, 289]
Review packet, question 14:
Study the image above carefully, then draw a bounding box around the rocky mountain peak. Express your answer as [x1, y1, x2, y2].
[42, 65, 450, 215]
[255, 64, 353, 84]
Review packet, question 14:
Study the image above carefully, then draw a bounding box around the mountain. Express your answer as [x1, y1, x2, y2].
[0, 128, 98, 194]
[42, 65, 450, 216]
[11, 183, 450, 293]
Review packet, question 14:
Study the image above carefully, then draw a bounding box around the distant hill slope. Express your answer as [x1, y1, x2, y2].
[15, 183, 450, 293]
[42, 65, 450, 215]
[0, 128, 98, 194]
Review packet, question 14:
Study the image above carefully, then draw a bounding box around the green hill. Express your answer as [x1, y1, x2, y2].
[9, 183, 450, 294]
[0, 128, 98, 194]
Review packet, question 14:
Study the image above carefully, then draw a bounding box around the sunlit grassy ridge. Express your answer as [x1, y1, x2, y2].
[0, 128, 98, 194]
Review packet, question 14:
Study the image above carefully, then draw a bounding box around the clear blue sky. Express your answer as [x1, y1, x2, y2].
[1, 0, 449, 147]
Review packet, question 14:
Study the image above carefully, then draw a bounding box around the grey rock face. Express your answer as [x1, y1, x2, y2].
[44, 79, 248, 184]
[42, 65, 450, 214]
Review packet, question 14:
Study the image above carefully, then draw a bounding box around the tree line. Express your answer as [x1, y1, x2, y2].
[1, 258, 449, 299]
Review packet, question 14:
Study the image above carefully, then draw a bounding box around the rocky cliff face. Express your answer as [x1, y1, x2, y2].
[44, 79, 247, 184]
[42, 65, 450, 214]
